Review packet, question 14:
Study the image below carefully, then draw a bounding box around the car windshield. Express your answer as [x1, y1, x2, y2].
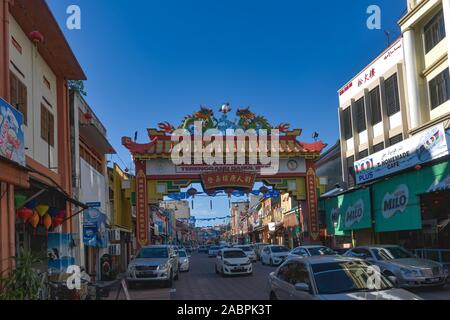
[371, 247, 414, 260]
[312, 261, 393, 295]
[271, 246, 289, 253]
[223, 251, 247, 259]
[308, 247, 336, 256]
[178, 251, 187, 257]
[239, 246, 253, 252]
[137, 247, 168, 259]
[210, 246, 219, 250]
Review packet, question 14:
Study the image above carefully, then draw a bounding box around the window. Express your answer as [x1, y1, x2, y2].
[389, 134, 403, 146]
[40, 104, 54, 146]
[358, 149, 369, 159]
[424, 10, 446, 54]
[286, 262, 311, 287]
[9, 71, 27, 125]
[354, 98, 366, 133]
[369, 87, 382, 125]
[342, 107, 353, 140]
[385, 74, 400, 116]
[346, 156, 355, 188]
[372, 142, 384, 153]
[80, 142, 104, 174]
[429, 68, 450, 110]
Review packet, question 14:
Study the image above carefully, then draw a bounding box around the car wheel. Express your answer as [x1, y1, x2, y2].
[270, 292, 278, 300]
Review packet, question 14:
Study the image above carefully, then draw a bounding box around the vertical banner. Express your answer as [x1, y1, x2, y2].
[306, 167, 319, 241]
[136, 167, 149, 248]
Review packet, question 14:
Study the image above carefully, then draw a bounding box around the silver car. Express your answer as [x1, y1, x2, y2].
[287, 245, 337, 260]
[267, 256, 422, 300]
[344, 245, 449, 288]
[127, 245, 180, 288]
[177, 249, 190, 272]
[208, 245, 221, 257]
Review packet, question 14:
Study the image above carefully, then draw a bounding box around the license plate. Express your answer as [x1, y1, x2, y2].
[235, 268, 245, 272]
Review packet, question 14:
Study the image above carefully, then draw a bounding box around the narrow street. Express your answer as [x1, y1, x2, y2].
[172, 253, 275, 300]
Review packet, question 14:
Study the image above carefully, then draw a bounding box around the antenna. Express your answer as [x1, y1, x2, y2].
[134, 131, 138, 142]
[384, 29, 391, 47]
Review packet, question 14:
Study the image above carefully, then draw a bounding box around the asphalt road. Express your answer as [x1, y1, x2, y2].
[172, 252, 276, 300]
[124, 252, 450, 300]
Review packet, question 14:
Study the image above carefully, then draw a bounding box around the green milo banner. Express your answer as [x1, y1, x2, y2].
[325, 188, 371, 235]
[374, 161, 449, 233]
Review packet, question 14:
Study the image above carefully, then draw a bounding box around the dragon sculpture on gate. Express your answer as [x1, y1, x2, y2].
[157, 105, 290, 134]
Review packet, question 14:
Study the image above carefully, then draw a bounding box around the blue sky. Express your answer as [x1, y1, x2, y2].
[47, 0, 406, 227]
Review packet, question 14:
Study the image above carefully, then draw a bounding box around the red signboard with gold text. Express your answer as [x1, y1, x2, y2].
[201, 172, 256, 191]
[136, 170, 149, 247]
[306, 168, 319, 241]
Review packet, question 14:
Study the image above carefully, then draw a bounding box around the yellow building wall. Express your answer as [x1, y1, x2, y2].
[113, 164, 132, 230]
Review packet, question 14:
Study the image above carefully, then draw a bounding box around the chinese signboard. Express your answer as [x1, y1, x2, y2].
[338, 38, 403, 102]
[354, 124, 450, 185]
[306, 168, 319, 240]
[136, 170, 149, 247]
[201, 172, 256, 191]
[0, 98, 25, 166]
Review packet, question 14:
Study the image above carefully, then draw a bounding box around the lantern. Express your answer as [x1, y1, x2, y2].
[43, 214, 52, 234]
[17, 207, 33, 222]
[25, 199, 37, 209]
[56, 210, 67, 219]
[187, 187, 198, 198]
[259, 185, 269, 195]
[224, 188, 234, 198]
[29, 211, 40, 229]
[29, 30, 44, 44]
[48, 207, 59, 218]
[52, 216, 63, 228]
[14, 194, 27, 208]
[36, 204, 49, 217]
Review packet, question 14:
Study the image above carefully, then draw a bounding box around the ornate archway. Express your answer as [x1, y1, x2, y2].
[122, 105, 327, 248]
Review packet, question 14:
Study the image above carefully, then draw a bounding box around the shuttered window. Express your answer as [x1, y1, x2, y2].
[342, 107, 353, 140]
[370, 86, 382, 125]
[429, 68, 450, 110]
[9, 71, 27, 125]
[385, 74, 400, 116]
[372, 142, 384, 153]
[358, 149, 369, 160]
[424, 10, 446, 54]
[354, 97, 366, 133]
[347, 156, 356, 188]
[41, 104, 54, 147]
[389, 134, 403, 146]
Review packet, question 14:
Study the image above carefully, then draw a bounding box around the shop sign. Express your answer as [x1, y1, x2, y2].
[201, 172, 256, 191]
[48, 233, 75, 272]
[344, 199, 365, 228]
[428, 174, 450, 192]
[136, 170, 149, 247]
[354, 124, 449, 184]
[0, 98, 25, 166]
[307, 168, 320, 240]
[83, 208, 108, 248]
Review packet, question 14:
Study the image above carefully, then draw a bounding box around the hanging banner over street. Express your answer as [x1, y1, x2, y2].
[354, 124, 450, 185]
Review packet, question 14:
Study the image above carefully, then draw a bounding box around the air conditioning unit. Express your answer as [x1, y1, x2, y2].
[109, 244, 121, 256]
[109, 229, 121, 242]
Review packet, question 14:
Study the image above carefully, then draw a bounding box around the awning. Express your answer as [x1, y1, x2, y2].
[283, 212, 299, 228]
[80, 123, 116, 155]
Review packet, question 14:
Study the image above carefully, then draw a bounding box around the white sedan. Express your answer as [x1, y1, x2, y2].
[177, 249, 190, 272]
[234, 245, 257, 262]
[215, 248, 253, 276]
[287, 245, 337, 260]
[260, 245, 290, 266]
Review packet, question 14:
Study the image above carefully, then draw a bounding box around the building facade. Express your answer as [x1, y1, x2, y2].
[1, 0, 86, 274]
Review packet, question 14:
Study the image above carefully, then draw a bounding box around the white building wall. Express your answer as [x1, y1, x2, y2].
[8, 15, 58, 170]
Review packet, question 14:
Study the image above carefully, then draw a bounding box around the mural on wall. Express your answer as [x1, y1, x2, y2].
[47, 233, 75, 272]
[0, 98, 25, 166]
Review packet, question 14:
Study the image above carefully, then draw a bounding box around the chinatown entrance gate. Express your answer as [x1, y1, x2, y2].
[122, 106, 326, 249]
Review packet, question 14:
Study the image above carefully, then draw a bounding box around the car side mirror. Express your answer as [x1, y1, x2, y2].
[295, 283, 310, 292]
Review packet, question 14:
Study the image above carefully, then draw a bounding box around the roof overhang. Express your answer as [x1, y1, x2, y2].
[80, 123, 116, 155]
[10, 0, 86, 80]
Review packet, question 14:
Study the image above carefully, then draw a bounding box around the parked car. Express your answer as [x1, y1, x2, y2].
[253, 243, 266, 260]
[267, 256, 422, 300]
[234, 245, 257, 262]
[127, 245, 179, 288]
[287, 245, 337, 260]
[260, 245, 290, 266]
[198, 245, 208, 253]
[177, 249, 190, 272]
[208, 245, 221, 257]
[344, 245, 449, 288]
[332, 248, 351, 255]
[215, 248, 253, 276]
